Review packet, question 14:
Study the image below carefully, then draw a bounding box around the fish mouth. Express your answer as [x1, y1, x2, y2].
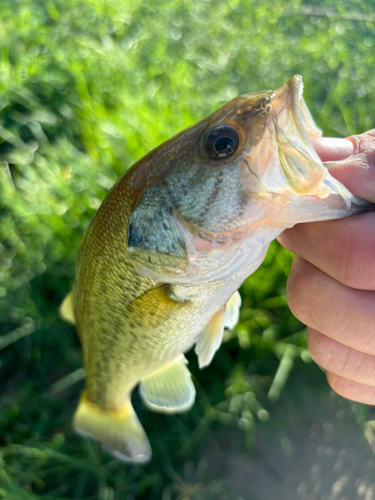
[266, 74, 331, 196]
[242, 75, 368, 226]
[273, 75, 321, 143]
[265, 76, 366, 210]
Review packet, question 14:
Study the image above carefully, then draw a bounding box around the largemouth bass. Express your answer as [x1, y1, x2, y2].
[60, 75, 367, 463]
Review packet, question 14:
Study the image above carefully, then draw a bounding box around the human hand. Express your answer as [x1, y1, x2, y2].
[278, 130, 375, 404]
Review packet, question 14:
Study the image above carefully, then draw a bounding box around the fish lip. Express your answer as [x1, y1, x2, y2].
[284, 74, 304, 104]
[271, 74, 307, 137]
[272, 74, 302, 110]
[266, 76, 369, 209]
[259, 74, 334, 196]
[284, 75, 310, 140]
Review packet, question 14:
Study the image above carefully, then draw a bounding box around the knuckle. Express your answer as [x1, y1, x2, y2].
[339, 243, 367, 289]
[307, 329, 333, 369]
[326, 372, 341, 395]
[339, 240, 375, 290]
[336, 348, 353, 376]
[326, 372, 350, 397]
[327, 372, 375, 405]
[354, 358, 375, 386]
[286, 258, 314, 324]
[276, 230, 293, 251]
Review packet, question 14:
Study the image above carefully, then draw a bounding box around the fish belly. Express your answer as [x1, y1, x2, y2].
[78, 276, 240, 411]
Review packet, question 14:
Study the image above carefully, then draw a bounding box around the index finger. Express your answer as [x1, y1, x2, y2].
[278, 212, 375, 290]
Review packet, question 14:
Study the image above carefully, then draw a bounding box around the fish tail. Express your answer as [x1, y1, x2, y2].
[73, 392, 151, 463]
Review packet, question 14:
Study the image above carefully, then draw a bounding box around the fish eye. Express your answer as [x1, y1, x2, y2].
[203, 125, 239, 160]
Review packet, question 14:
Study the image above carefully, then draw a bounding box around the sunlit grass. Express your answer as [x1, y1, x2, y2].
[1, 0, 375, 498]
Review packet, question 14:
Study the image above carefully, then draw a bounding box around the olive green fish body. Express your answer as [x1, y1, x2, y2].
[61, 76, 368, 463]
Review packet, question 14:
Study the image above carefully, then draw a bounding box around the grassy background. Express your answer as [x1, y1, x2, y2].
[1, 0, 375, 498]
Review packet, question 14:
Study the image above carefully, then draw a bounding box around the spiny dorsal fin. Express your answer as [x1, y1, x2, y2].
[59, 291, 76, 325]
[139, 354, 195, 414]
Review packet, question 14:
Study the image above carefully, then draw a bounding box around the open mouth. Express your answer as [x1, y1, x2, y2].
[273, 75, 321, 139]
[267, 76, 369, 210]
[268, 75, 329, 195]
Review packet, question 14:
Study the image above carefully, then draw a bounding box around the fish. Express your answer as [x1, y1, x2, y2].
[60, 75, 368, 463]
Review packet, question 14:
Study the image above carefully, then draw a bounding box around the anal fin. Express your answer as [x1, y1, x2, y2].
[73, 392, 151, 464]
[139, 354, 195, 414]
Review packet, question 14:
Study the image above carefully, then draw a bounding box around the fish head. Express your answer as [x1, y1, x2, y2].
[127, 75, 367, 285]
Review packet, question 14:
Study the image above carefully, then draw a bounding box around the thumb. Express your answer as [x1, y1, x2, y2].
[312, 130, 375, 203]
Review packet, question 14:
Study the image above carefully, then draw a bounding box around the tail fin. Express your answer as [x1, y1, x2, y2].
[73, 392, 151, 463]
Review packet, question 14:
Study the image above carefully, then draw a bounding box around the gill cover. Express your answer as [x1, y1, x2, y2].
[127, 183, 188, 272]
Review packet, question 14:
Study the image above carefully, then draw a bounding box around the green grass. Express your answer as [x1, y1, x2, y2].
[1, 0, 375, 498]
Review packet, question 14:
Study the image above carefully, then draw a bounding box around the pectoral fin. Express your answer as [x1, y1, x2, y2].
[195, 291, 242, 369]
[59, 291, 76, 325]
[195, 307, 225, 369]
[224, 291, 242, 329]
[139, 354, 195, 414]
